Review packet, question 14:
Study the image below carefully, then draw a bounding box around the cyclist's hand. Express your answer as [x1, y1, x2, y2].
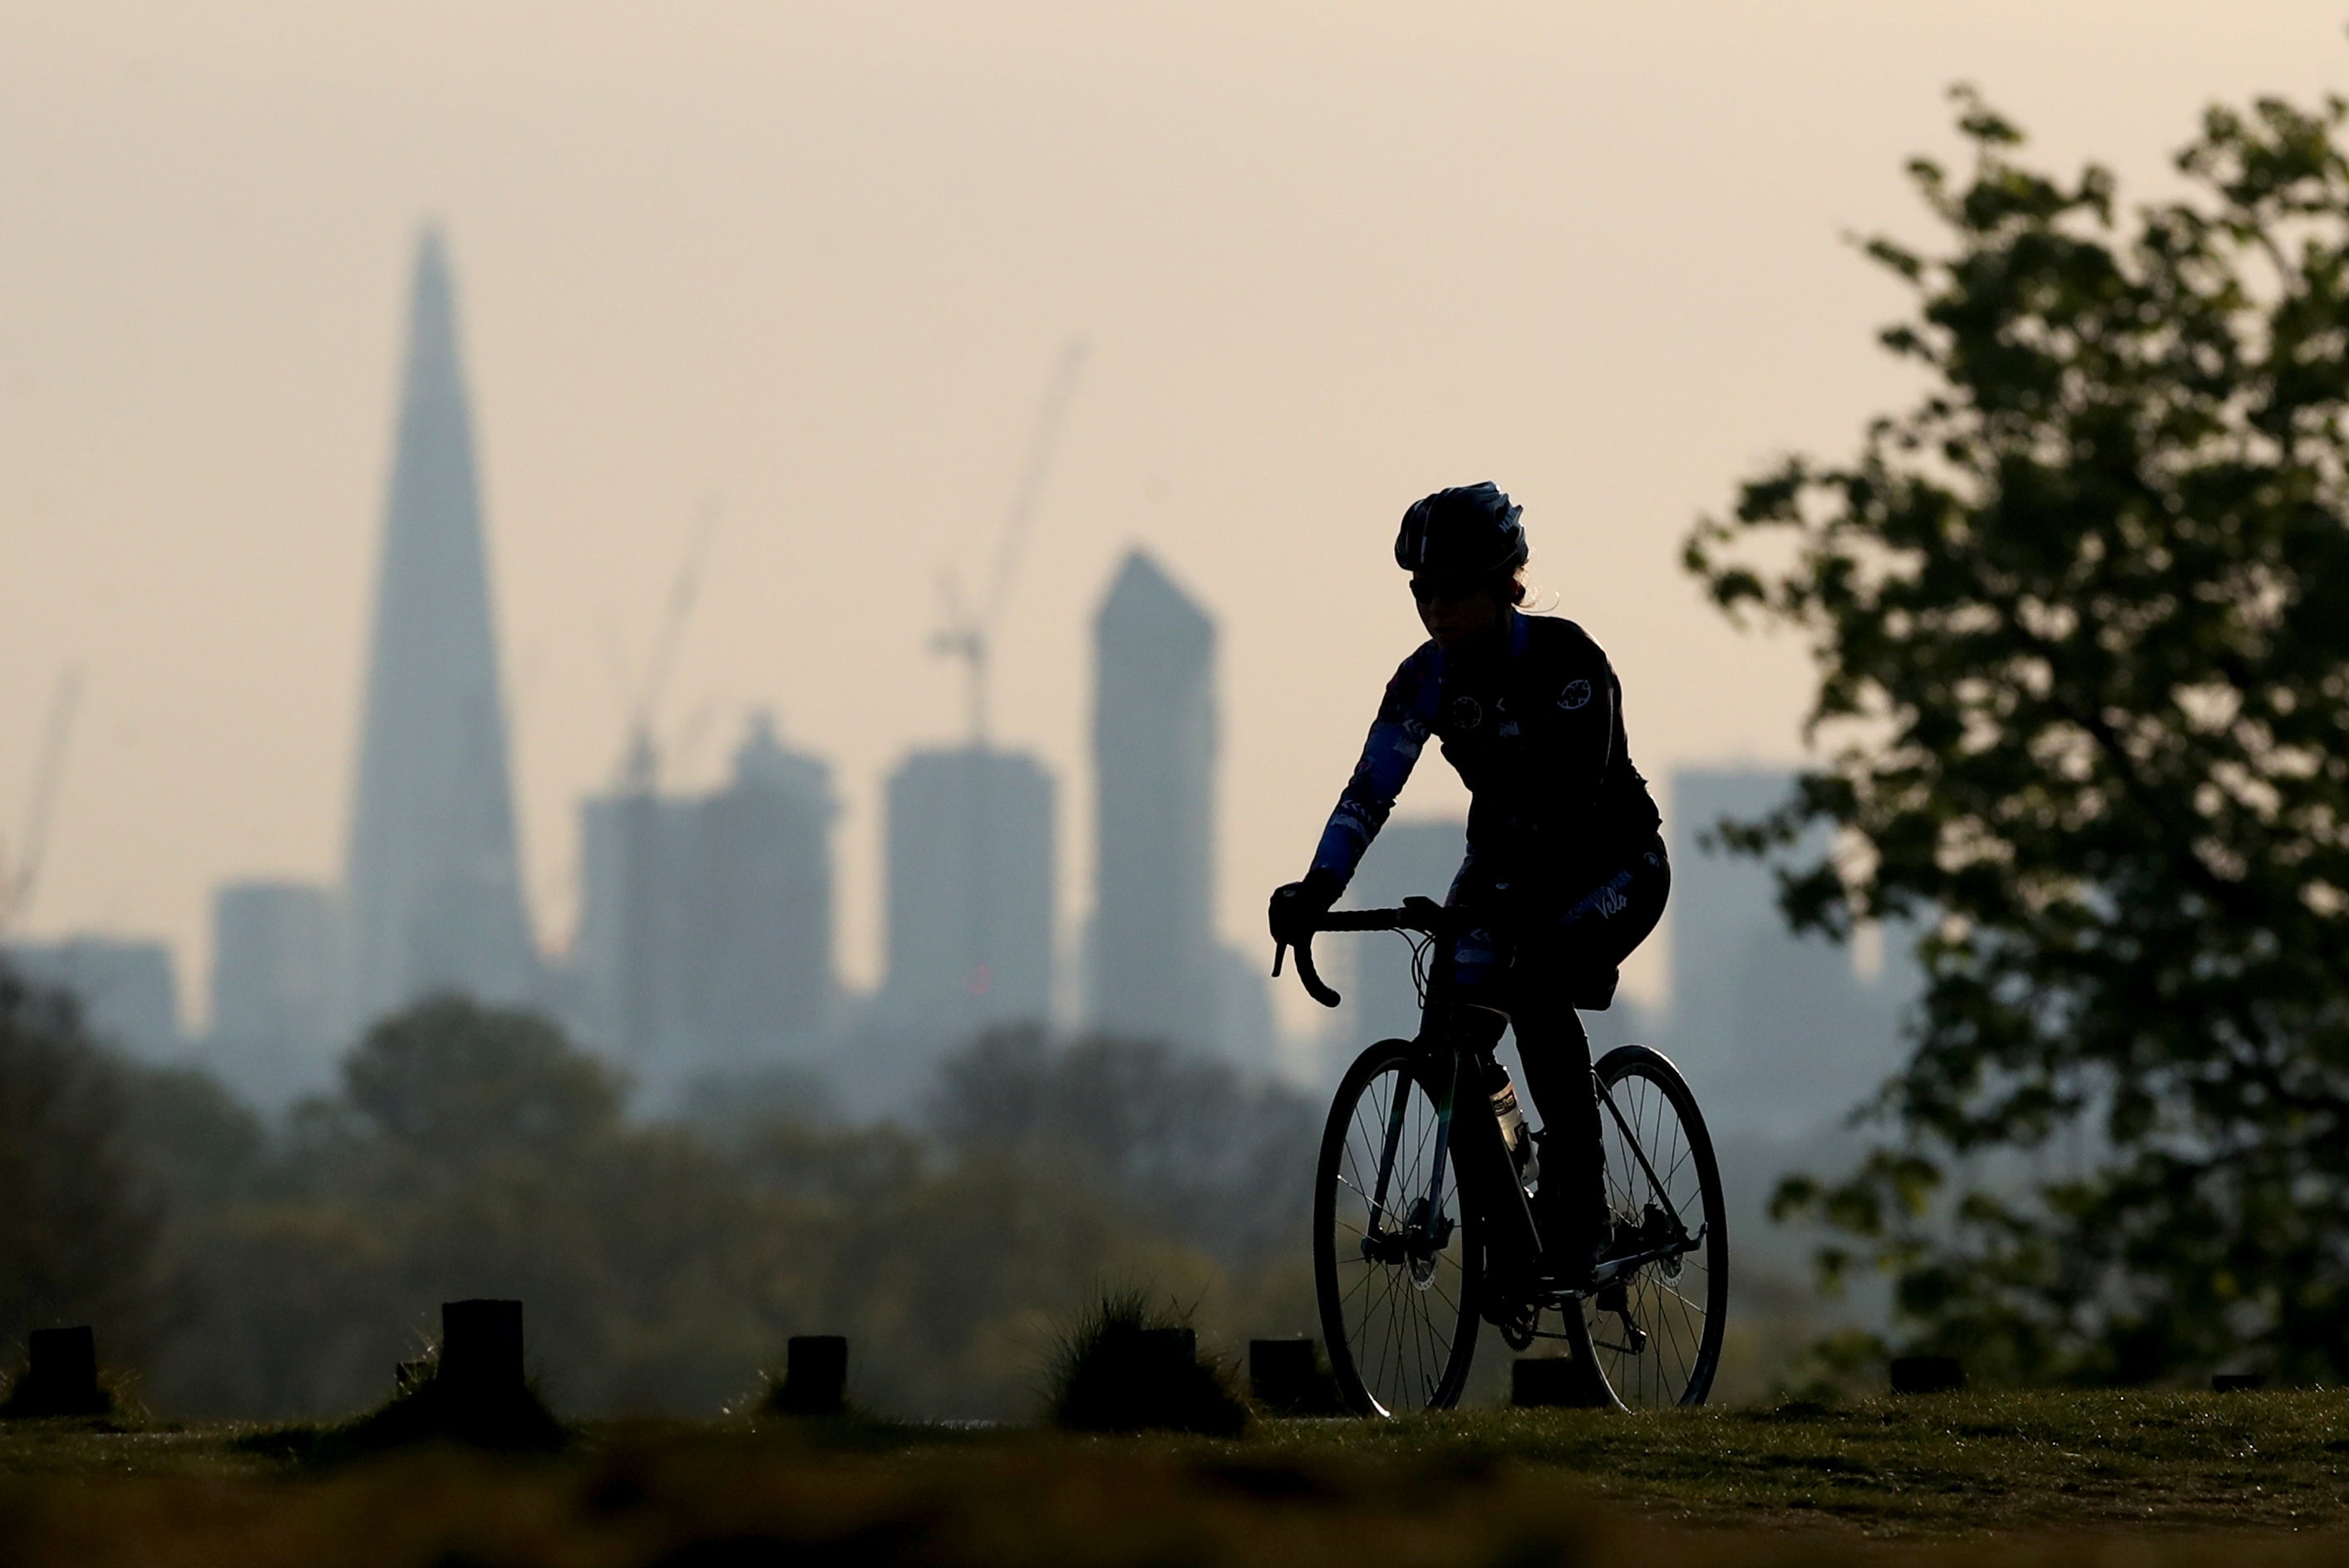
[1268, 869, 1342, 949]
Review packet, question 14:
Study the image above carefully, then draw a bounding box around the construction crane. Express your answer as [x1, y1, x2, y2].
[0, 666, 84, 936]
[605, 500, 720, 1059]
[925, 337, 1087, 1011]
[615, 498, 722, 794]
[931, 335, 1089, 745]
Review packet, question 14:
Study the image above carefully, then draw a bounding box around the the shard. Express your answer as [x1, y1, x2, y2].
[342, 229, 539, 1030]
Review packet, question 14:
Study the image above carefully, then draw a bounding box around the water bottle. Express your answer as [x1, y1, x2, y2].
[1490, 1070, 1537, 1188]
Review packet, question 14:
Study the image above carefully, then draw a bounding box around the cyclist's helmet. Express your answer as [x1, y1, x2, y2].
[1394, 483, 1527, 577]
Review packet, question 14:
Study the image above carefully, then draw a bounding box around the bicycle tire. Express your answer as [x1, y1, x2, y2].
[1568, 1045, 1728, 1409]
[1314, 1039, 1482, 1415]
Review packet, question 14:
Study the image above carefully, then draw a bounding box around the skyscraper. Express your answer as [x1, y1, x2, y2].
[684, 715, 838, 1056]
[879, 745, 1056, 1039]
[1667, 766, 1913, 1138]
[575, 713, 839, 1079]
[209, 881, 341, 1103]
[1089, 550, 1218, 1052]
[342, 229, 539, 1030]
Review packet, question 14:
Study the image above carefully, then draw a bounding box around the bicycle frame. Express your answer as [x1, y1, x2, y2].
[1293, 902, 1698, 1292]
[1296, 898, 1726, 1410]
[1352, 921, 1544, 1279]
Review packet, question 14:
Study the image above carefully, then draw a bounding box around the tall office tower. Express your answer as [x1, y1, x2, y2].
[1334, 818, 1467, 1047]
[1089, 551, 1219, 1052]
[342, 229, 539, 1030]
[575, 714, 839, 1081]
[3, 937, 182, 1061]
[682, 715, 837, 1058]
[209, 881, 342, 1103]
[878, 746, 1056, 1043]
[1668, 766, 1912, 1139]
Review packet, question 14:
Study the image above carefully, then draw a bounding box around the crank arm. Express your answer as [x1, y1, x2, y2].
[1588, 1223, 1706, 1287]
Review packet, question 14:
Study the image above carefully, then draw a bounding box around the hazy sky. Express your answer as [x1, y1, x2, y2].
[7, 2, 2348, 1030]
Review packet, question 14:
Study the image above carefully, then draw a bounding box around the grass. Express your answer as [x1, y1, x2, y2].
[1045, 1288, 1249, 1436]
[1283, 1390, 2349, 1536]
[2, 1390, 2349, 1562]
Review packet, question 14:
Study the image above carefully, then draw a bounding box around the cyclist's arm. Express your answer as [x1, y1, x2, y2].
[1548, 634, 1621, 815]
[1308, 651, 1437, 892]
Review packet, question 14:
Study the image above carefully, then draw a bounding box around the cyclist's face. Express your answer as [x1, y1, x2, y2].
[1412, 573, 1507, 649]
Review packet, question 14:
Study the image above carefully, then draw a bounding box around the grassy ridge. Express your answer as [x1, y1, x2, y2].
[2, 1393, 2348, 1563]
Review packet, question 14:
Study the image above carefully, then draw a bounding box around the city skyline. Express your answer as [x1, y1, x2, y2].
[0, 232, 1913, 1110]
[15, 5, 2342, 1033]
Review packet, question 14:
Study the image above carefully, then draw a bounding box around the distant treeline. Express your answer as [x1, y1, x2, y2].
[0, 969, 1318, 1422]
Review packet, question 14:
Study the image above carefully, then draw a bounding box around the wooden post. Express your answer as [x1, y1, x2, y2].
[1510, 1356, 1588, 1408]
[1248, 1338, 1321, 1414]
[8, 1327, 106, 1415]
[773, 1335, 849, 1416]
[1889, 1354, 1965, 1394]
[440, 1300, 525, 1400]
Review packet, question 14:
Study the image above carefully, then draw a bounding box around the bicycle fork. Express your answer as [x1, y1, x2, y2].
[1365, 1051, 1541, 1276]
[1366, 1063, 1453, 1246]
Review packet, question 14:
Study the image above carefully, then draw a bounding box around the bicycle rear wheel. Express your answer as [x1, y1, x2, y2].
[1314, 1040, 1480, 1414]
[1574, 1045, 1727, 1408]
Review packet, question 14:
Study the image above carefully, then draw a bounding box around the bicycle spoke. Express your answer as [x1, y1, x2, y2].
[1577, 1059, 1726, 1409]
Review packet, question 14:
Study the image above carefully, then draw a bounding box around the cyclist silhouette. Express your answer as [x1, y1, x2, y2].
[1271, 483, 1667, 1285]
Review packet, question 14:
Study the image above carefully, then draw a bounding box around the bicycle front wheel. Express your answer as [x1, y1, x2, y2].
[1575, 1045, 1728, 1408]
[1314, 1040, 1481, 1415]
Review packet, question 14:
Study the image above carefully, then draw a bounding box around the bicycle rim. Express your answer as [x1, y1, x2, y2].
[1578, 1045, 1728, 1408]
[1314, 1040, 1480, 1414]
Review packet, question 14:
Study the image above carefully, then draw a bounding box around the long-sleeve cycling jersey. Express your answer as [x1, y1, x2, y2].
[1309, 610, 1662, 906]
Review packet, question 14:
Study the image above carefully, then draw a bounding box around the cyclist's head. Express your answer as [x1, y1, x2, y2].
[1396, 483, 1528, 648]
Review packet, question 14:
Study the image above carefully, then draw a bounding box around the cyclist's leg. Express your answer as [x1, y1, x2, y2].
[1514, 837, 1672, 1273]
[1549, 836, 1671, 1011]
[1514, 990, 1604, 1275]
[1440, 865, 1530, 1197]
[1441, 853, 1516, 1043]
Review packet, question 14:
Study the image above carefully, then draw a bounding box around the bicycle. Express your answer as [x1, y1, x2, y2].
[1276, 897, 1727, 1413]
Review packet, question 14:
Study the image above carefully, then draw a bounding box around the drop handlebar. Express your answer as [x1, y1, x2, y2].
[1270, 897, 1452, 1010]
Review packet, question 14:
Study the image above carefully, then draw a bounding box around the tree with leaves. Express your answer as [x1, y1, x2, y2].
[1685, 86, 2349, 1383]
[0, 966, 166, 1369]
[342, 995, 625, 1162]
